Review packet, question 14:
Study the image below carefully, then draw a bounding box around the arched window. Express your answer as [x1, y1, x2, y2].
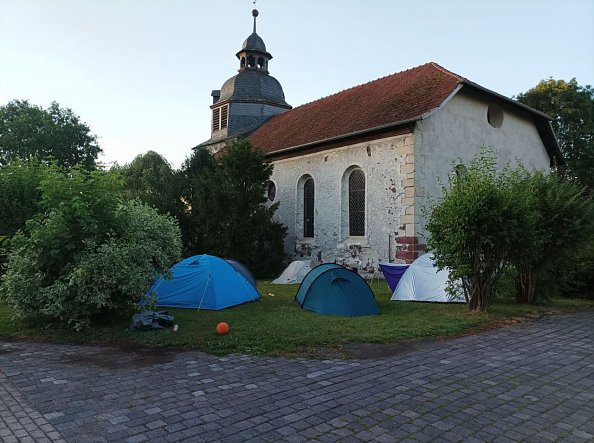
[303, 177, 314, 238]
[348, 169, 365, 236]
[257, 57, 265, 69]
[240, 57, 246, 68]
[247, 55, 255, 67]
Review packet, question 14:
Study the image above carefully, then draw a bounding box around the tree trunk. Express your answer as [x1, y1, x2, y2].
[515, 268, 536, 304]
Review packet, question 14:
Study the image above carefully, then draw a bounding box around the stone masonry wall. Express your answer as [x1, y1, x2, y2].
[268, 133, 414, 277]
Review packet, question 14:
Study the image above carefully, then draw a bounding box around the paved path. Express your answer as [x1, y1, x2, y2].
[0, 312, 593, 442]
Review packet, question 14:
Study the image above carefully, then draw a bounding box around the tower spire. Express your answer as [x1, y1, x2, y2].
[252, 8, 258, 33]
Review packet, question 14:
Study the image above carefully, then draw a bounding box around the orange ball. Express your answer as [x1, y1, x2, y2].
[216, 322, 229, 335]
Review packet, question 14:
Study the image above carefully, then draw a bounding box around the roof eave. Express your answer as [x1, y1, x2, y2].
[264, 118, 418, 158]
[211, 98, 292, 109]
[461, 79, 552, 120]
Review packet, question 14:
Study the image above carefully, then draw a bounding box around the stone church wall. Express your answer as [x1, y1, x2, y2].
[268, 133, 413, 277]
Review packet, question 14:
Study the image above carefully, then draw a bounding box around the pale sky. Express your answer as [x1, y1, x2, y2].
[1, 0, 593, 168]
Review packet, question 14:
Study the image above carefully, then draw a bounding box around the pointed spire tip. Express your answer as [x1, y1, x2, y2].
[252, 9, 259, 33]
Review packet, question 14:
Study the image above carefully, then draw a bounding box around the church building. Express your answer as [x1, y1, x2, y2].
[197, 10, 563, 276]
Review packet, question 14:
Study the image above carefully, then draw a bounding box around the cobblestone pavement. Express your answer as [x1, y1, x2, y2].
[0, 312, 593, 443]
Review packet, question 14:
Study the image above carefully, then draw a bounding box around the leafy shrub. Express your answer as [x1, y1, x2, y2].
[425, 149, 530, 311]
[509, 171, 594, 303]
[426, 148, 594, 309]
[0, 168, 181, 329]
[0, 159, 48, 238]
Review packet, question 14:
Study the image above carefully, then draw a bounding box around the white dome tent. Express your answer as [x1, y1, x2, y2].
[272, 261, 312, 285]
[391, 253, 465, 303]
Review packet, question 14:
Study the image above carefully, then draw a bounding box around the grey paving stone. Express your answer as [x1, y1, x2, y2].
[1, 312, 593, 442]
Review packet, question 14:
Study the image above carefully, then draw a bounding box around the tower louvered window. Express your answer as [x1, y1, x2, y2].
[303, 178, 314, 238]
[212, 108, 220, 132]
[349, 169, 365, 236]
[220, 105, 228, 129]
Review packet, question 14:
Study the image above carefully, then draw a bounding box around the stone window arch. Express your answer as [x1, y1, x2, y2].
[341, 166, 366, 238]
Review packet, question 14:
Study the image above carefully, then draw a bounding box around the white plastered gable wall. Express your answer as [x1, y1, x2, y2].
[268, 133, 413, 275]
[413, 88, 552, 243]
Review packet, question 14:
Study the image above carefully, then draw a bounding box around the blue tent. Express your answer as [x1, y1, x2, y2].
[295, 263, 380, 316]
[149, 255, 260, 310]
[224, 258, 257, 290]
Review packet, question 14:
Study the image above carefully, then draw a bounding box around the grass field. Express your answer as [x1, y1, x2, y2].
[1, 280, 592, 356]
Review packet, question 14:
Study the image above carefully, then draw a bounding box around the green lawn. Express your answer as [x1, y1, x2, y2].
[1, 280, 592, 356]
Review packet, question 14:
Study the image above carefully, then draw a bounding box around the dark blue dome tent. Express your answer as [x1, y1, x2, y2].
[295, 263, 380, 316]
[224, 258, 258, 291]
[149, 255, 259, 310]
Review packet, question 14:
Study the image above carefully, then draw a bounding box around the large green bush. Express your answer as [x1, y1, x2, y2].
[0, 159, 50, 275]
[0, 160, 48, 239]
[509, 171, 594, 303]
[0, 168, 181, 329]
[426, 148, 594, 310]
[425, 150, 531, 311]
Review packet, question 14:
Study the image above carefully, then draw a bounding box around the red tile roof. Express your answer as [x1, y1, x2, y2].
[248, 62, 463, 154]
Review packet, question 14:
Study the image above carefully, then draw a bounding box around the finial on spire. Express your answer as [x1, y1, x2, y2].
[252, 8, 259, 33]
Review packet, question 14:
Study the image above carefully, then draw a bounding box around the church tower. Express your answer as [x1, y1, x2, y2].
[208, 9, 291, 145]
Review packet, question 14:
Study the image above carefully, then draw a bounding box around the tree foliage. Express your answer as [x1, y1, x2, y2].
[516, 79, 594, 189]
[426, 148, 594, 310]
[117, 150, 184, 219]
[0, 159, 48, 238]
[425, 149, 528, 311]
[0, 100, 102, 169]
[180, 141, 287, 277]
[178, 146, 216, 254]
[0, 168, 181, 329]
[509, 171, 594, 303]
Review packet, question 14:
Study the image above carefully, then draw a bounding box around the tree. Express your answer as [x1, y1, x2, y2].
[516, 79, 594, 189]
[0, 167, 181, 330]
[0, 100, 102, 169]
[178, 146, 216, 255]
[0, 160, 53, 275]
[181, 141, 287, 277]
[509, 171, 594, 303]
[425, 149, 530, 311]
[0, 160, 48, 238]
[118, 151, 184, 219]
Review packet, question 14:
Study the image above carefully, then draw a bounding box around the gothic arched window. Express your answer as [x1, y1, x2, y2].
[348, 169, 365, 236]
[303, 177, 315, 238]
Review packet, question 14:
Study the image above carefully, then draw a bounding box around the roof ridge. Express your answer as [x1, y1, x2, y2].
[285, 62, 444, 113]
[428, 62, 465, 81]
